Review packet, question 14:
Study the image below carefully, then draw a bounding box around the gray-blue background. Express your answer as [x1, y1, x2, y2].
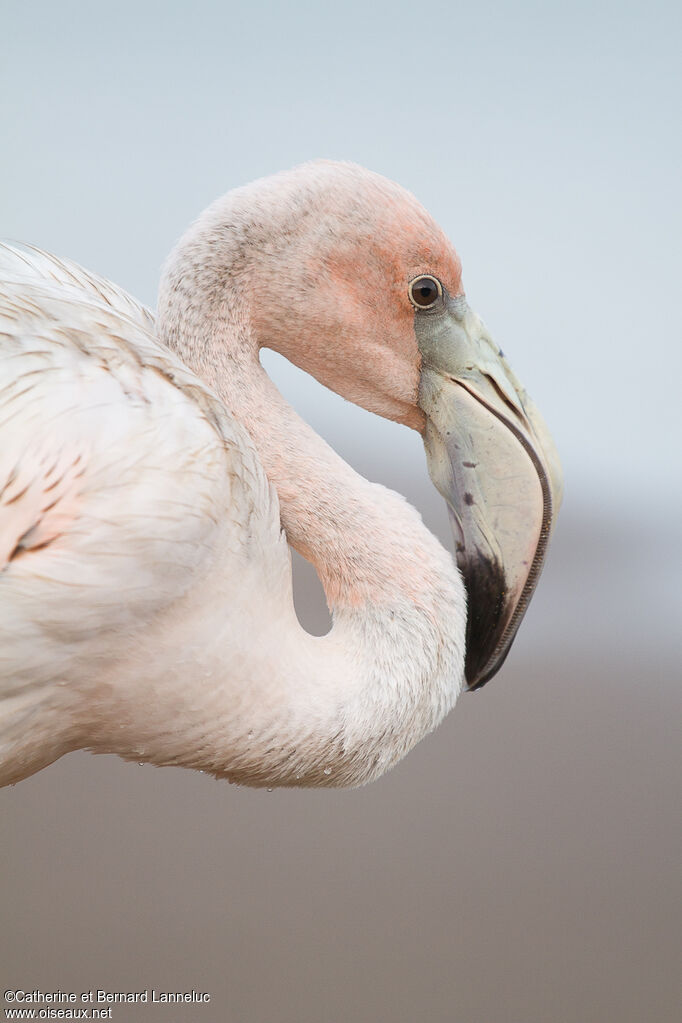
[2, 2, 680, 1020]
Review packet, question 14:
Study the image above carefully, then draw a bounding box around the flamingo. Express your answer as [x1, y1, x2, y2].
[0, 162, 562, 789]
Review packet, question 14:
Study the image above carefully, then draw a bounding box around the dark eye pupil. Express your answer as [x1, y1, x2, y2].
[410, 277, 440, 307]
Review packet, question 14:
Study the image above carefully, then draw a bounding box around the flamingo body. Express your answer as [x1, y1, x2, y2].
[0, 246, 289, 783]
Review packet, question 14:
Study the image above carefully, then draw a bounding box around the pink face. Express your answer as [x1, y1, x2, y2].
[247, 163, 464, 431]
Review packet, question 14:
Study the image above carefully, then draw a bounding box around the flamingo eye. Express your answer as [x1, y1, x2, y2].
[408, 275, 442, 309]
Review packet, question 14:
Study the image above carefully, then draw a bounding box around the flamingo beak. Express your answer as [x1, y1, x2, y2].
[416, 294, 563, 690]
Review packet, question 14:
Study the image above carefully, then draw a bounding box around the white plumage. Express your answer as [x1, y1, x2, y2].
[0, 244, 282, 780]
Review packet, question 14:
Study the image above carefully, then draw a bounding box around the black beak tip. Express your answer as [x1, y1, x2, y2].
[465, 645, 513, 690]
[460, 551, 511, 691]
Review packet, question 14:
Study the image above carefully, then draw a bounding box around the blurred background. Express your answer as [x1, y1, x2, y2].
[1, 1, 680, 1020]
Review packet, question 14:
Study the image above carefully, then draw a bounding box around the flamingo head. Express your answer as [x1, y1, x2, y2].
[165, 161, 563, 689]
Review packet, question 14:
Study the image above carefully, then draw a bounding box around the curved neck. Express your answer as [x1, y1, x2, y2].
[149, 243, 466, 786]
